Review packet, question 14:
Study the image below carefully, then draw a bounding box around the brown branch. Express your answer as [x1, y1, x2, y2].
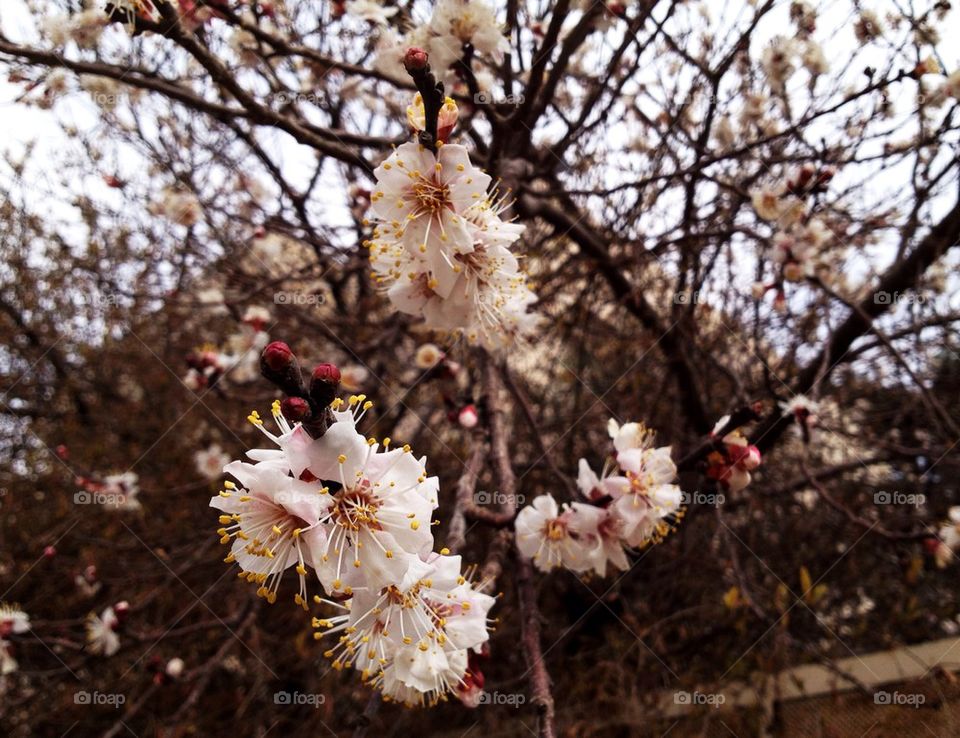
[516, 551, 556, 738]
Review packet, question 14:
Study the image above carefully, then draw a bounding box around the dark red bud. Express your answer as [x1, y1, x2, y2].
[43, 545, 57, 559]
[262, 341, 295, 372]
[312, 363, 341, 385]
[309, 362, 341, 410]
[281, 397, 312, 423]
[403, 47, 429, 73]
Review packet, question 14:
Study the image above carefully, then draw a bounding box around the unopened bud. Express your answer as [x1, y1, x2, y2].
[262, 341, 294, 372]
[309, 363, 341, 409]
[260, 341, 305, 397]
[458, 404, 479, 429]
[165, 657, 185, 679]
[281, 397, 312, 423]
[403, 47, 430, 73]
[312, 363, 341, 385]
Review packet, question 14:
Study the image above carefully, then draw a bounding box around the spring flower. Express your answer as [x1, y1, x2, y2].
[567, 503, 630, 577]
[339, 365, 370, 393]
[751, 187, 805, 225]
[427, 0, 510, 71]
[780, 395, 820, 424]
[706, 417, 762, 493]
[516, 494, 590, 572]
[414, 343, 444, 369]
[150, 187, 202, 227]
[802, 41, 829, 76]
[370, 141, 491, 298]
[212, 458, 329, 607]
[519, 418, 685, 576]
[86, 606, 121, 657]
[0, 605, 29, 638]
[216, 399, 439, 599]
[854, 10, 883, 44]
[166, 657, 186, 679]
[195, 444, 230, 481]
[100, 472, 141, 511]
[242, 306, 272, 330]
[314, 552, 495, 705]
[605, 421, 682, 547]
[760, 36, 798, 92]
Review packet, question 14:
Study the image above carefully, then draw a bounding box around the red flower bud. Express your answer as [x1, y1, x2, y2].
[312, 363, 341, 385]
[262, 341, 295, 372]
[403, 47, 430, 73]
[281, 397, 312, 423]
[309, 363, 341, 412]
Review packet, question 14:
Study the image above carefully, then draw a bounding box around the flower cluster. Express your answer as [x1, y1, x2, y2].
[375, 0, 508, 86]
[705, 417, 762, 493]
[367, 92, 539, 349]
[86, 603, 125, 657]
[211, 346, 495, 706]
[751, 164, 837, 291]
[516, 420, 684, 576]
[183, 306, 271, 390]
[759, 15, 828, 95]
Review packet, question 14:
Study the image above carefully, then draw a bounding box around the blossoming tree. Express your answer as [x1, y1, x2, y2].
[2, 0, 960, 735]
